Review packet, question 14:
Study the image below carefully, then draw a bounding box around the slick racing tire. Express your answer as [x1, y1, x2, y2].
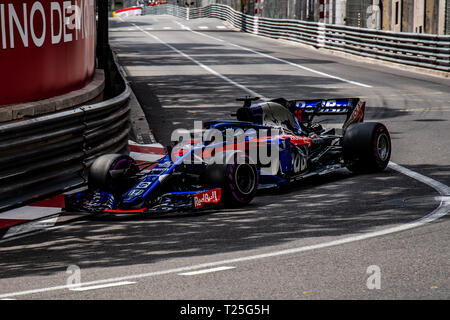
[89, 154, 138, 192]
[343, 122, 391, 173]
[203, 154, 258, 207]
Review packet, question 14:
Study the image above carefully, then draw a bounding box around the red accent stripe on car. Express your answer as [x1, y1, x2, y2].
[103, 208, 148, 214]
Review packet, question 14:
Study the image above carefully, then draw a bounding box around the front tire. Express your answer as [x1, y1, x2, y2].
[89, 154, 138, 192]
[343, 122, 391, 173]
[203, 154, 258, 207]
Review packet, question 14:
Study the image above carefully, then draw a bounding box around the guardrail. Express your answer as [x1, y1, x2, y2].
[0, 50, 131, 212]
[144, 4, 450, 73]
[144, 4, 188, 19]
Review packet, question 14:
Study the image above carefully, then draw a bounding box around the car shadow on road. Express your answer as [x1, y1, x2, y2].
[0, 164, 447, 280]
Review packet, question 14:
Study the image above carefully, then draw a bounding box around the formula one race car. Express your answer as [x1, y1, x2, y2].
[64, 96, 391, 215]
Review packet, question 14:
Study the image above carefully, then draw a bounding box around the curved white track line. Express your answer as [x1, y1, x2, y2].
[0, 162, 448, 299]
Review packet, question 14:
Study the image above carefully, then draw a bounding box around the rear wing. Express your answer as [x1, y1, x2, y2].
[290, 98, 365, 131]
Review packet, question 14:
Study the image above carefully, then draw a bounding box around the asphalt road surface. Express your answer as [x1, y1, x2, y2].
[0, 15, 448, 302]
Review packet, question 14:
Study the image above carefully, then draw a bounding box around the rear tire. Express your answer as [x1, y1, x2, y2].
[343, 122, 391, 173]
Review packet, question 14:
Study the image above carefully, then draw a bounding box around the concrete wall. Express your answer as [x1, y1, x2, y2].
[385, 0, 445, 34]
[424, 0, 439, 33]
[447, 0, 450, 34]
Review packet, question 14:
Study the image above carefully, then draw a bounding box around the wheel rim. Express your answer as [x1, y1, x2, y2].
[376, 133, 390, 161]
[109, 159, 131, 177]
[108, 158, 135, 188]
[235, 164, 256, 195]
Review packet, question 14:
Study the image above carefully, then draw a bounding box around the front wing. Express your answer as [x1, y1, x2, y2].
[64, 188, 223, 215]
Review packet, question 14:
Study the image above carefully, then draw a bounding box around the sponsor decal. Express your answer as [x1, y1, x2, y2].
[282, 134, 312, 146]
[136, 182, 152, 189]
[295, 99, 350, 113]
[194, 189, 222, 209]
[127, 189, 144, 198]
[343, 101, 366, 131]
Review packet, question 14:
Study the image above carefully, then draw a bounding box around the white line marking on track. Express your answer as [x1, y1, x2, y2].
[198, 26, 209, 29]
[69, 281, 136, 292]
[0, 221, 85, 244]
[3, 216, 59, 239]
[126, 19, 265, 99]
[178, 266, 235, 276]
[390, 162, 450, 195]
[175, 21, 372, 88]
[0, 206, 60, 220]
[174, 21, 224, 42]
[216, 26, 226, 29]
[1, 161, 448, 299]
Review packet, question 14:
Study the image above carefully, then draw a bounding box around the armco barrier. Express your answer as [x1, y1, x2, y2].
[0, 52, 131, 212]
[143, 4, 450, 73]
[143, 3, 188, 19]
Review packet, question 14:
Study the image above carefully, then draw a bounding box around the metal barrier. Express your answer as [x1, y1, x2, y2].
[144, 4, 450, 73]
[144, 4, 188, 19]
[0, 51, 131, 212]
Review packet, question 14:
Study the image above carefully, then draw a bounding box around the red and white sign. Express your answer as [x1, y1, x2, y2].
[194, 189, 222, 209]
[0, 0, 96, 106]
[113, 6, 143, 18]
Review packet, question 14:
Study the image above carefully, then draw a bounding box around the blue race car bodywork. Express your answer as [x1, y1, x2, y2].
[64, 97, 391, 215]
